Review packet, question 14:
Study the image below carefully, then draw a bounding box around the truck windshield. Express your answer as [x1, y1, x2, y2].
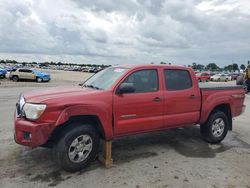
[83, 67, 128, 90]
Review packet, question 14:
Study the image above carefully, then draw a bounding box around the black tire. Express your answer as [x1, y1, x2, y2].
[200, 110, 229, 144]
[12, 76, 19, 82]
[53, 124, 100, 172]
[36, 77, 43, 82]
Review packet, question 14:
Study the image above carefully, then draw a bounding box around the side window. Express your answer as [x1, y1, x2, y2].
[164, 69, 192, 91]
[18, 69, 25, 72]
[123, 69, 158, 93]
[19, 69, 32, 73]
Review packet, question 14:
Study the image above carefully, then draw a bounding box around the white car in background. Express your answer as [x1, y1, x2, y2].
[210, 74, 231, 82]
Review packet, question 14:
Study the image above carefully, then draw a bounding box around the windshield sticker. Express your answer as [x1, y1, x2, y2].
[114, 68, 125, 73]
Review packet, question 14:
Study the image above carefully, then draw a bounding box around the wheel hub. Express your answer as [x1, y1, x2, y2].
[68, 135, 93, 163]
[212, 118, 225, 137]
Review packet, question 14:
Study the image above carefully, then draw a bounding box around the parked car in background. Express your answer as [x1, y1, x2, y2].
[0, 68, 7, 78]
[9, 68, 51, 82]
[210, 74, 231, 82]
[195, 72, 210, 82]
[229, 73, 240, 80]
[224, 73, 232, 81]
[88, 67, 99, 73]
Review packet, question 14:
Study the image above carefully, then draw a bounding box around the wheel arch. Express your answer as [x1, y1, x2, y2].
[205, 104, 232, 130]
[44, 115, 106, 147]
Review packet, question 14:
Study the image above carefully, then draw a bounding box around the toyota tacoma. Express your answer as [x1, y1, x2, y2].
[14, 64, 246, 172]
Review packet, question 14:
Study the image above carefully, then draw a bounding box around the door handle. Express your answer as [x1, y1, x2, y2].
[152, 97, 162, 102]
[190, 94, 198, 99]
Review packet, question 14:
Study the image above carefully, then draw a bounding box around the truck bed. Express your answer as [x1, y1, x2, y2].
[198, 82, 245, 125]
[199, 83, 243, 90]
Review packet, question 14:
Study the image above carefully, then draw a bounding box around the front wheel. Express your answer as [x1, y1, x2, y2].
[53, 124, 99, 172]
[36, 77, 43, 82]
[200, 110, 229, 144]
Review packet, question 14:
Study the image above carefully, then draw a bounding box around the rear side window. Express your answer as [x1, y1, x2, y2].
[164, 69, 192, 91]
[123, 69, 159, 93]
[19, 69, 32, 73]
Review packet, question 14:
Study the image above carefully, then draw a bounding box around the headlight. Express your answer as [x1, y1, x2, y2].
[23, 103, 46, 120]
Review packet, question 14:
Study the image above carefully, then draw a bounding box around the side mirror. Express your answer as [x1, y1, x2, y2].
[117, 83, 135, 94]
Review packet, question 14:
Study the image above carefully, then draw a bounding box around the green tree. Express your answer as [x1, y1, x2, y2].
[196, 64, 204, 71]
[224, 65, 233, 72]
[191, 62, 205, 71]
[206, 63, 220, 71]
[232, 63, 239, 71]
[191, 62, 197, 70]
[240, 64, 246, 70]
[0, 60, 6, 64]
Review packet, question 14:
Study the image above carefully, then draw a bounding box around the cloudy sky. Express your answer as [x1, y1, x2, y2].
[0, 0, 249, 66]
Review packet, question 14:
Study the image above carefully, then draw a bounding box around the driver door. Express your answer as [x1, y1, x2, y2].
[113, 69, 164, 136]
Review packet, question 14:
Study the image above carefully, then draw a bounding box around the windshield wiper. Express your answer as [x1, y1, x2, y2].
[82, 84, 101, 90]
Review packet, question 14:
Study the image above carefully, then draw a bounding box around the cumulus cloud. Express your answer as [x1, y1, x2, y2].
[0, 0, 249, 65]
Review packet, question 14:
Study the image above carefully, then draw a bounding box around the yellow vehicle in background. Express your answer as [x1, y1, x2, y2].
[236, 63, 250, 93]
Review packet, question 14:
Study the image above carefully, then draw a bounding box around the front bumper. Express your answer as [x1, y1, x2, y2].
[14, 116, 53, 147]
[42, 77, 51, 81]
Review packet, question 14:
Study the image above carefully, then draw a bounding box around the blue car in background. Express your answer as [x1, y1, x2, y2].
[9, 68, 51, 82]
[32, 70, 51, 82]
[0, 68, 7, 78]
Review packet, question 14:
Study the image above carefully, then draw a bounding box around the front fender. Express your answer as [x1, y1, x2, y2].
[55, 104, 113, 140]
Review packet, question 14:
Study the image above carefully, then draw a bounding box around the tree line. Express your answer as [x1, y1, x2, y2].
[1, 59, 248, 72]
[160, 61, 247, 72]
[0, 59, 111, 68]
[190, 62, 246, 72]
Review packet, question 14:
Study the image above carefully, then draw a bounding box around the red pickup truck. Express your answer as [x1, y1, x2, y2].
[14, 65, 245, 172]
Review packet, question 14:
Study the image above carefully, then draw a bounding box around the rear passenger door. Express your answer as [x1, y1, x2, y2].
[163, 69, 201, 128]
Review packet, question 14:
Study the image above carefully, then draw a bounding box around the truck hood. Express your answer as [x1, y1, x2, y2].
[23, 86, 102, 104]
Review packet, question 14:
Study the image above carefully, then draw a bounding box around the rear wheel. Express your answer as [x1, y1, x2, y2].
[53, 124, 100, 172]
[200, 110, 229, 144]
[12, 76, 19, 82]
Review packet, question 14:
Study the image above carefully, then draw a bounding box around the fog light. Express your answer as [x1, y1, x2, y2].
[23, 132, 32, 140]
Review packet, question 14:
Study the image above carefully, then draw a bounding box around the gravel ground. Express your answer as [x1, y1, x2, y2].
[0, 73, 249, 188]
